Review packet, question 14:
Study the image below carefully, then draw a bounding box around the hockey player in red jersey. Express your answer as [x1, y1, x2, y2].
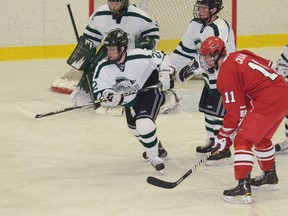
[199, 36, 288, 204]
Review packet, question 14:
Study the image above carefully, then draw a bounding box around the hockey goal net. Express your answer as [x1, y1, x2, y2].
[89, 0, 237, 52]
[51, 0, 237, 94]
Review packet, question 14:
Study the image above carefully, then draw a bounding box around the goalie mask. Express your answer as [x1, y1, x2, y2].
[199, 36, 226, 73]
[104, 28, 129, 64]
[193, 0, 223, 24]
[108, 0, 129, 20]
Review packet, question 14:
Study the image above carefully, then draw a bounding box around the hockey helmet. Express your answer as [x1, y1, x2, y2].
[108, 0, 129, 20]
[199, 36, 226, 72]
[193, 0, 223, 24]
[104, 28, 129, 63]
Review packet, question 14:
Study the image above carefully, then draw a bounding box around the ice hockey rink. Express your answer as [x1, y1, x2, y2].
[0, 47, 287, 216]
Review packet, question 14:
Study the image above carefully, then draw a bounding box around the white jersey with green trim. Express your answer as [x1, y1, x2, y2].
[92, 49, 171, 106]
[84, 4, 159, 49]
[171, 17, 236, 91]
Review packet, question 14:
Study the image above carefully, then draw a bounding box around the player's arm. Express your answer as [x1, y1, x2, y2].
[135, 20, 159, 49]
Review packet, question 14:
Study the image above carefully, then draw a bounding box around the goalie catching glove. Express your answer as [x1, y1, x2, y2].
[100, 89, 124, 107]
[175, 57, 200, 83]
[213, 127, 237, 152]
[158, 67, 175, 91]
[134, 36, 156, 49]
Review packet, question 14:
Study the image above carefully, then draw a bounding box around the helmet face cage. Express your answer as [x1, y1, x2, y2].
[193, 0, 223, 24]
[104, 28, 129, 63]
[108, 0, 129, 20]
[199, 36, 226, 73]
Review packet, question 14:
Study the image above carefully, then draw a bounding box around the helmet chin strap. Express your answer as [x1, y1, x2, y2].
[208, 47, 225, 73]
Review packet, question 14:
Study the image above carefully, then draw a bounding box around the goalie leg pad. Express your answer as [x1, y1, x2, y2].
[160, 90, 180, 114]
[69, 86, 91, 106]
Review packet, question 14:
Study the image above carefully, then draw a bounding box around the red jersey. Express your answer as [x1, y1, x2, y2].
[217, 50, 288, 129]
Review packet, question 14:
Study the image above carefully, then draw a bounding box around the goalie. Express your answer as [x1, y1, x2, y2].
[51, 0, 179, 115]
[92, 29, 175, 173]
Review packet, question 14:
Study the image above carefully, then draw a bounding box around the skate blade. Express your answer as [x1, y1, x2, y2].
[205, 158, 233, 166]
[223, 195, 252, 204]
[251, 184, 280, 191]
[144, 156, 171, 162]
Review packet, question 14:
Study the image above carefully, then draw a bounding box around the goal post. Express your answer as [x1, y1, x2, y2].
[88, 0, 237, 52]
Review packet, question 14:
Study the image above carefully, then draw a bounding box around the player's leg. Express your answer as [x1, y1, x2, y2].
[197, 86, 231, 165]
[237, 113, 282, 191]
[251, 137, 279, 190]
[125, 88, 167, 173]
[223, 135, 253, 204]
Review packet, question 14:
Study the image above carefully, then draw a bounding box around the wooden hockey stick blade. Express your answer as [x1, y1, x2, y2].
[146, 147, 219, 189]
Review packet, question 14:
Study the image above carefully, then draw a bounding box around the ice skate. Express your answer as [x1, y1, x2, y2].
[251, 164, 279, 191]
[195, 138, 214, 157]
[275, 140, 288, 153]
[150, 156, 165, 174]
[205, 148, 232, 166]
[223, 175, 252, 204]
[143, 142, 168, 161]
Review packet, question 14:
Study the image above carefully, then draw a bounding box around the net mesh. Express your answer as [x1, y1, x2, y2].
[92, 0, 235, 51]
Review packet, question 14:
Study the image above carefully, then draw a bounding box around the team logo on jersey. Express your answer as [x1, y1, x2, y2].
[116, 63, 125, 72]
[113, 77, 139, 93]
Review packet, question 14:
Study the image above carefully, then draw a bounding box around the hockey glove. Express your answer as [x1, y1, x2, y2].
[101, 89, 123, 107]
[159, 67, 175, 91]
[214, 127, 237, 152]
[134, 36, 156, 49]
[175, 57, 199, 83]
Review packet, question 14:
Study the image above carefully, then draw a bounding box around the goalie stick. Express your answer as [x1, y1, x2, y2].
[35, 83, 161, 118]
[146, 146, 219, 189]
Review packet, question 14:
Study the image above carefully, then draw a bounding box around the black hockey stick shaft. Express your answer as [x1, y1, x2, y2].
[35, 103, 94, 118]
[67, 4, 79, 42]
[147, 146, 220, 189]
[35, 84, 161, 118]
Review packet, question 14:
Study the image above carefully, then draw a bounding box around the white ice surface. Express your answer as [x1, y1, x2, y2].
[0, 47, 287, 216]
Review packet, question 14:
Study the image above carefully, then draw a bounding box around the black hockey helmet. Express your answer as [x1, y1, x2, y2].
[107, 0, 129, 20]
[193, 0, 223, 24]
[104, 28, 129, 63]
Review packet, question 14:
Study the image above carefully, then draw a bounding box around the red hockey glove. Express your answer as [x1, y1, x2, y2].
[214, 127, 237, 152]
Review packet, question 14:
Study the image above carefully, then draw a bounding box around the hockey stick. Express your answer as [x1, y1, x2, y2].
[147, 146, 219, 189]
[35, 83, 161, 118]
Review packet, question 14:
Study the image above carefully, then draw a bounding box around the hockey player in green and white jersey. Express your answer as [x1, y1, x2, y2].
[275, 45, 288, 153]
[52, 0, 179, 114]
[92, 29, 174, 173]
[172, 0, 236, 165]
